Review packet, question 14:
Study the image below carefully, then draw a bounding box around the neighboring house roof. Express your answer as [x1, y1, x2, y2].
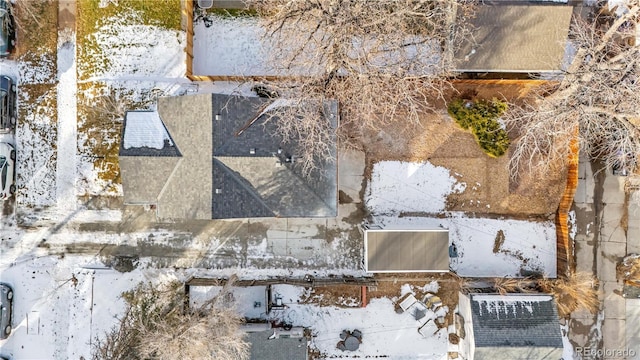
[119, 94, 338, 220]
[246, 329, 308, 360]
[455, 5, 574, 72]
[364, 229, 450, 272]
[468, 293, 563, 360]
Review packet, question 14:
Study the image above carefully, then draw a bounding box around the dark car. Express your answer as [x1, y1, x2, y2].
[0, 283, 12, 339]
[0, 75, 16, 132]
[0, 0, 15, 57]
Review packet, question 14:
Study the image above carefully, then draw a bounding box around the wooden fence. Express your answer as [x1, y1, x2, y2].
[555, 132, 580, 277]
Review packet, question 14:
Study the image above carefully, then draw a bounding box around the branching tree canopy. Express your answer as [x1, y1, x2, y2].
[93, 281, 249, 360]
[505, 1, 640, 178]
[244, 0, 471, 172]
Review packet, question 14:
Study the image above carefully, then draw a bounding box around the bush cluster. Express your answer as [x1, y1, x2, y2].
[448, 98, 510, 157]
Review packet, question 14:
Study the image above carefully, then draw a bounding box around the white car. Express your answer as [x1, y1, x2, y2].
[0, 141, 15, 199]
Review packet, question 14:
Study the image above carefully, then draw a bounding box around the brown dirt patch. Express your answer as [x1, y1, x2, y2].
[367, 274, 461, 328]
[300, 285, 362, 307]
[295, 275, 462, 328]
[450, 79, 557, 104]
[361, 80, 566, 216]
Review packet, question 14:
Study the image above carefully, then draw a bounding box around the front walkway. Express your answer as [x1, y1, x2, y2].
[56, 0, 78, 214]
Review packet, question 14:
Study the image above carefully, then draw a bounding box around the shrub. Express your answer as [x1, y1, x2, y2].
[538, 272, 600, 318]
[448, 98, 510, 157]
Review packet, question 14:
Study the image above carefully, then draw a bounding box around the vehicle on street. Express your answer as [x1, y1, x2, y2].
[0, 0, 15, 57]
[0, 75, 16, 132]
[0, 140, 15, 199]
[0, 283, 13, 339]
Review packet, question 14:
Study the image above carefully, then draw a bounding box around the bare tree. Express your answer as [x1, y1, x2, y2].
[244, 0, 472, 172]
[93, 280, 249, 360]
[505, 1, 640, 178]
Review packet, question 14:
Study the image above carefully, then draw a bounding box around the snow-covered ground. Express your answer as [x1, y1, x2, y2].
[56, 29, 78, 213]
[0, 4, 576, 359]
[193, 16, 268, 76]
[191, 284, 449, 359]
[367, 161, 557, 277]
[375, 214, 557, 278]
[366, 161, 466, 215]
[0, 256, 183, 359]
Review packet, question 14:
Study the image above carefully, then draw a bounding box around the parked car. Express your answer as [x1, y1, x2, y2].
[0, 0, 15, 57]
[0, 283, 12, 339]
[0, 141, 15, 199]
[0, 75, 16, 132]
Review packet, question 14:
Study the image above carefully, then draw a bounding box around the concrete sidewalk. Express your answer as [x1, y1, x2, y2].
[571, 156, 635, 359]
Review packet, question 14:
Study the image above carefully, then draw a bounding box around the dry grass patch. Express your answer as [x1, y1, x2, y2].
[539, 272, 600, 318]
[299, 285, 361, 308]
[618, 254, 640, 285]
[11, 0, 58, 60]
[16, 84, 58, 206]
[76, 0, 181, 80]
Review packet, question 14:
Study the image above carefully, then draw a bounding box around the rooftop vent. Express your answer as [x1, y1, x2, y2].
[215, 114, 222, 121]
[215, 188, 222, 194]
[250, 148, 256, 155]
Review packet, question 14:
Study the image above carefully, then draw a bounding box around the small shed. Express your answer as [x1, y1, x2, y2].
[364, 229, 450, 273]
[456, 293, 564, 360]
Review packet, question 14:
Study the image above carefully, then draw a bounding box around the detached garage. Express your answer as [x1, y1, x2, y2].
[364, 229, 450, 273]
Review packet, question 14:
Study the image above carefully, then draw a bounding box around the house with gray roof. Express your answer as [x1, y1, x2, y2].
[456, 293, 564, 360]
[455, 5, 574, 73]
[244, 326, 308, 360]
[119, 93, 338, 220]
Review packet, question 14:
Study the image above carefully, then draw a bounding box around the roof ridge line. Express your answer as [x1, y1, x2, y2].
[213, 157, 275, 216]
[284, 163, 336, 214]
[157, 156, 184, 204]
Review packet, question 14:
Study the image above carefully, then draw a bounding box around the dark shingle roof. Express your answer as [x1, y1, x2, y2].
[212, 158, 275, 218]
[120, 94, 337, 220]
[211, 94, 337, 219]
[470, 294, 563, 348]
[246, 330, 308, 360]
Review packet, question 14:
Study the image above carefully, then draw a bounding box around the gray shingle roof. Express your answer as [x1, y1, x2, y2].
[246, 330, 308, 360]
[119, 94, 338, 220]
[211, 94, 337, 219]
[455, 5, 574, 72]
[470, 294, 563, 348]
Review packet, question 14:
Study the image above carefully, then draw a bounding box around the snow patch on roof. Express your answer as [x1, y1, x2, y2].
[123, 111, 172, 150]
[472, 294, 553, 302]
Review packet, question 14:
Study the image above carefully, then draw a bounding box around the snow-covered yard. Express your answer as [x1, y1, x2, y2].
[366, 161, 466, 215]
[375, 215, 557, 278]
[76, 4, 187, 197]
[191, 284, 449, 359]
[0, 257, 154, 359]
[193, 16, 269, 76]
[367, 161, 558, 277]
[0, 2, 581, 359]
